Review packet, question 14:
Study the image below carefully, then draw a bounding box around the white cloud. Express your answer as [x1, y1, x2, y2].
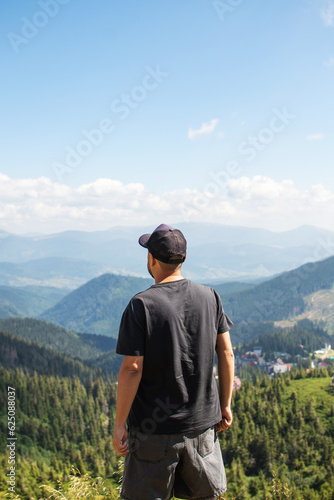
[228, 176, 297, 202]
[306, 133, 323, 141]
[320, 1, 334, 25]
[0, 173, 334, 233]
[188, 119, 219, 140]
[324, 56, 334, 66]
[0, 173, 71, 201]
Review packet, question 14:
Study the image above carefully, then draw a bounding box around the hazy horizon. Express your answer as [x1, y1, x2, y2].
[2, 221, 334, 238]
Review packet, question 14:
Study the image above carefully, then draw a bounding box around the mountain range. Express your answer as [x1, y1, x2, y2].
[38, 255, 334, 338]
[1, 223, 333, 286]
[0, 254, 333, 342]
[0, 254, 333, 339]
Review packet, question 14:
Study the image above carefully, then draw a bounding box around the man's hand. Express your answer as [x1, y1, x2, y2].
[113, 424, 129, 456]
[215, 331, 234, 433]
[216, 406, 233, 433]
[112, 355, 143, 455]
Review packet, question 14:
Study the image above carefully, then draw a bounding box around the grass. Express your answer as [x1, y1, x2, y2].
[282, 376, 334, 424]
[3, 467, 119, 500]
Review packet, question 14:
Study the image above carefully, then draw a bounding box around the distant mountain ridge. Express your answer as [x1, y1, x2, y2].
[0, 258, 111, 289]
[1, 223, 333, 284]
[39, 255, 334, 338]
[0, 285, 67, 318]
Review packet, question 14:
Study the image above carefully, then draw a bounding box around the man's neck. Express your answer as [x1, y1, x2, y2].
[155, 274, 184, 284]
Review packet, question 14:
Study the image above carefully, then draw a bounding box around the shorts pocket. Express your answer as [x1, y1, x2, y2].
[198, 426, 215, 458]
[131, 430, 169, 463]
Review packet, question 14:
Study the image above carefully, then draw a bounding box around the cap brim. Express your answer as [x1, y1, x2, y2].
[138, 233, 151, 248]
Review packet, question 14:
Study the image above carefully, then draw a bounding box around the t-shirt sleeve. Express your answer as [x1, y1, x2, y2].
[213, 289, 234, 334]
[116, 297, 146, 356]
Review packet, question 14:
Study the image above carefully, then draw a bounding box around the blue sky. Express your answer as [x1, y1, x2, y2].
[1, 0, 334, 233]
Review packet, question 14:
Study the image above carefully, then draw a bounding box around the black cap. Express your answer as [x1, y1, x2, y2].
[138, 224, 187, 264]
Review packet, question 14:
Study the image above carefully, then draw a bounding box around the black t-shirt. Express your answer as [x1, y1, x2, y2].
[116, 278, 233, 434]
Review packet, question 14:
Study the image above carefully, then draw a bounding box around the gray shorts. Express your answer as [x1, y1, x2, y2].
[120, 426, 226, 500]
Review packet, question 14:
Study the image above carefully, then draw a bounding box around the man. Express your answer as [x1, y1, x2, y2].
[113, 224, 234, 500]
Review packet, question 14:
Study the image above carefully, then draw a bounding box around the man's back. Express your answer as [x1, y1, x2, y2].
[116, 278, 233, 433]
[113, 224, 234, 500]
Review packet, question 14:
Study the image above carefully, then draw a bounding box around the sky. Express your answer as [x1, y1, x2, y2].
[1, 0, 334, 234]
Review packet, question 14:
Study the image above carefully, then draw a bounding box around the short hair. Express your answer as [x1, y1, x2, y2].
[157, 260, 183, 273]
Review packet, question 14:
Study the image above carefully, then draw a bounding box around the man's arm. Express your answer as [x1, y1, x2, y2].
[215, 331, 234, 432]
[113, 355, 144, 456]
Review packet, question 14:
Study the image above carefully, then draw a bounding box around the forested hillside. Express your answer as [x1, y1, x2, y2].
[0, 328, 121, 378]
[0, 318, 116, 360]
[0, 366, 119, 499]
[0, 366, 333, 499]
[232, 319, 332, 355]
[40, 273, 152, 336]
[218, 370, 334, 499]
[221, 255, 334, 326]
[0, 330, 107, 380]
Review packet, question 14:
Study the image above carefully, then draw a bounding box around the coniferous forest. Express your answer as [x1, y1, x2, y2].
[0, 365, 119, 499]
[0, 362, 333, 500]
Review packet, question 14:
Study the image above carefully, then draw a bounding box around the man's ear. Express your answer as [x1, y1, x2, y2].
[148, 252, 156, 266]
